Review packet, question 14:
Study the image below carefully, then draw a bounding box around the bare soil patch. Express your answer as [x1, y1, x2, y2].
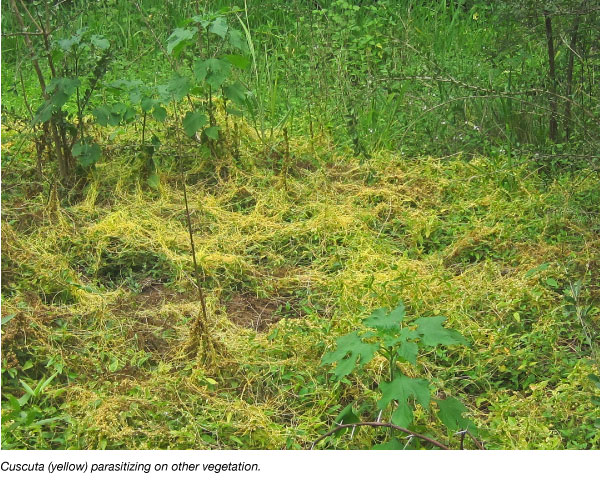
[225, 292, 307, 332]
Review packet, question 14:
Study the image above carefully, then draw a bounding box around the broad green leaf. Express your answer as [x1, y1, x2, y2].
[209, 17, 228, 38]
[33, 78, 81, 124]
[321, 332, 378, 381]
[364, 302, 405, 331]
[33, 101, 54, 124]
[152, 106, 167, 122]
[122, 105, 136, 124]
[194, 58, 231, 90]
[194, 59, 208, 83]
[92, 106, 111, 126]
[191, 15, 211, 28]
[57, 34, 82, 51]
[377, 375, 430, 428]
[109, 357, 119, 373]
[168, 76, 191, 101]
[158, 76, 191, 102]
[147, 172, 160, 190]
[72, 141, 101, 168]
[223, 81, 247, 105]
[335, 404, 360, 425]
[1, 313, 16, 326]
[204, 126, 219, 140]
[436, 397, 477, 433]
[396, 340, 418, 365]
[224, 54, 250, 69]
[5, 394, 21, 413]
[183, 111, 208, 137]
[228, 29, 247, 51]
[372, 438, 404, 450]
[141, 97, 157, 113]
[90, 35, 109, 50]
[166, 27, 196, 55]
[47, 77, 81, 97]
[414, 316, 468, 347]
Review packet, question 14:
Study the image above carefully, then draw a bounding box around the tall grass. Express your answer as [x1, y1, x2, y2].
[2, 0, 599, 162]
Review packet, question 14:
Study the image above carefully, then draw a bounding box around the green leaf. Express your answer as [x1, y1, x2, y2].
[414, 316, 468, 347]
[47, 77, 81, 97]
[228, 29, 247, 51]
[32, 101, 54, 124]
[524, 262, 549, 278]
[166, 27, 196, 55]
[224, 54, 250, 69]
[141, 98, 158, 113]
[6, 394, 21, 412]
[20, 379, 36, 397]
[223, 81, 247, 105]
[1, 313, 16, 326]
[545, 278, 559, 288]
[194, 58, 231, 90]
[158, 76, 191, 102]
[92, 106, 111, 126]
[191, 15, 210, 28]
[108, 357, 119, 373]
[436, 397, 477, 433]
[204, 126, 219, 140]
[363, 302, 405, 331]
[152, 106, 167, 122]
[32, 416, 67, 427]
[168, 76, 191, 101]
[36, 371, 58, 396]
[377, 375, 430, 428]
[90, 35, 109, 50]
[147, 172, 160, 190]
[72, 141, 101, 168]
[33, 78, 81, 124]
[396, 340, 418, 365]
[58, 34, 82, 51]
[209, 17, 228, 38]
[321, 332, 378, 381]
[334, 404, 360, 425]
[183, 111, 208, 137]
[372, 438, 404, 450]
[123, 105, 136, 123]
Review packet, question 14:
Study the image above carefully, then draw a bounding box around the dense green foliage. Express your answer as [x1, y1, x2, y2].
[1, 0, 599, 450]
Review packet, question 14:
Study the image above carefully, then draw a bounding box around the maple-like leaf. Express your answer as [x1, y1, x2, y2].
[435, 397, 478, 433]
[321, 332, 378, 381]
[414, 316, 468, 347]
[377, 375, 430, 428]
[363, 302, 405, 331]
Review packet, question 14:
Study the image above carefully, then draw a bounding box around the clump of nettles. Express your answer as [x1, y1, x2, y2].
[322, 301, 477, 442]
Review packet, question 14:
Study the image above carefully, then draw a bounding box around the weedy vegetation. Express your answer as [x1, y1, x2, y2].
[1, 0, 599, 450]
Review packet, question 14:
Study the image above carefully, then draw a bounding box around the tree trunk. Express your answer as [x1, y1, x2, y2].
[544, 10, 558, 143]
[565, 15, 581, 141]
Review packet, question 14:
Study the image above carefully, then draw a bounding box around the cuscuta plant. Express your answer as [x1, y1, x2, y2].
[317, 301, 482, 450]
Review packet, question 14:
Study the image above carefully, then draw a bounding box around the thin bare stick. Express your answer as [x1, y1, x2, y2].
[465, 430, 485, 450]
[182, 177, 208, 332]
[310, 422, 449, 450]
